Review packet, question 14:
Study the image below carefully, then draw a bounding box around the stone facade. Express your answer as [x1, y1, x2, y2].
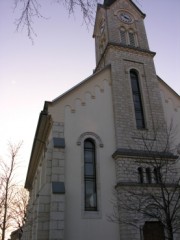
[23, 122, 66, 239]
[23, 0, 180, 240]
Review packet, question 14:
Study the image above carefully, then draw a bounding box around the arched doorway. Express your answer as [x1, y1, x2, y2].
[143, 221, 165, 240]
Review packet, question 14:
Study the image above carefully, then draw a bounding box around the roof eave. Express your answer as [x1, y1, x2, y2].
[25, 110, 52, 190]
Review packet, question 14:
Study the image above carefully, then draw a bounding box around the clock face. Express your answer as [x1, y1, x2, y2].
[120, 12, 133, 24]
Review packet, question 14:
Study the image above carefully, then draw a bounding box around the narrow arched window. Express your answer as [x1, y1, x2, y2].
[146, 168, 152, 184]
[84, 139, 97, 211]
[138, 167, 143, 183]
[154, 167, 161, 184]
[130, 70, 145, 129]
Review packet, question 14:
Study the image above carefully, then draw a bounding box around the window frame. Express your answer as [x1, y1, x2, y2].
[84, 138, 97, 211]
[77, 132, 103, 218]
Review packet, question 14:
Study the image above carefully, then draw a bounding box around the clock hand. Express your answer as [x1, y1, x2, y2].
[121, 13, 130, 20]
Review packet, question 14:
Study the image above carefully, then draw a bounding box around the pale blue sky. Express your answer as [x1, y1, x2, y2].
[0, 0, 180, 184]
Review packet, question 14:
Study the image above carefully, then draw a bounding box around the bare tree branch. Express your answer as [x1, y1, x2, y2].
[0, 141, 26, 240]
[108, 126, 180, 240]
[14, 0, 97, 41]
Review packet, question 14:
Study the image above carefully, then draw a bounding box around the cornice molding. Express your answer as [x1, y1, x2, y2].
[95, 42, 156, 73]
[112, 148, 178, 160]
[25, 111, 52, 190]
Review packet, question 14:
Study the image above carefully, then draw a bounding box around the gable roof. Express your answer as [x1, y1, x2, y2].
[158, 76, 180, 99]
[46, 64, 111, 107]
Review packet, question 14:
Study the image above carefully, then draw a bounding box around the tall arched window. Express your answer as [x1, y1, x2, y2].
[84, 139, 97, 211]
[130, 70, 145, 129]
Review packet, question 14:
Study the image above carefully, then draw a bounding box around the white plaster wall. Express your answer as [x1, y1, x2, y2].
[63, 80, 120, 240]
[159, 87, 180, 148]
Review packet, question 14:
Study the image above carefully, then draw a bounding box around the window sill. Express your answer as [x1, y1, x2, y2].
[82, 210, 102, 219]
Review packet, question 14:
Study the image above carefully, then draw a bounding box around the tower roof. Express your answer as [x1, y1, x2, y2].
[103, 0, 116, 6]
[103, 0, 145, 17]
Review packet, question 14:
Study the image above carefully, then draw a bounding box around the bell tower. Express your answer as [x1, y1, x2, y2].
[93, 0, 167, 150]
[93, 2, 172, 239]
[93, 0, 150, 66]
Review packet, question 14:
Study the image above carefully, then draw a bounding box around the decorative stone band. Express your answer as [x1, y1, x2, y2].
[112, 148, 178, 160]
[115, 181, 180, 189]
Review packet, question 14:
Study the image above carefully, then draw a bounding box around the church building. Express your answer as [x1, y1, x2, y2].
[22, 0, 180, 239]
